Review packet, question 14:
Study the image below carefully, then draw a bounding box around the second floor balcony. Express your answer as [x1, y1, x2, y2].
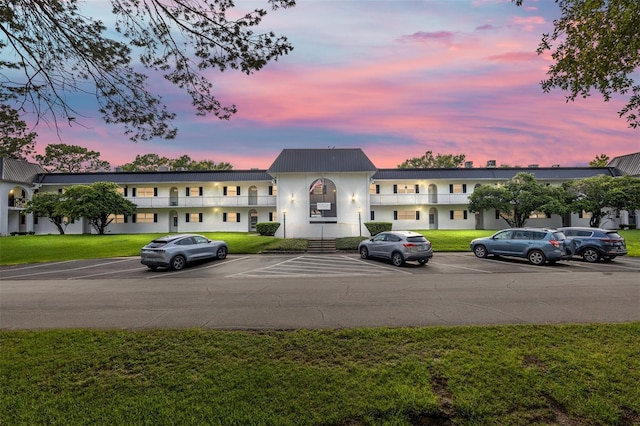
[369, 193, 471, 205]
[129, 195, 277, 208]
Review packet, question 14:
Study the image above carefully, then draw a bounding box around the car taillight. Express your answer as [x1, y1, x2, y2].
[600, 239, 621, 244]
[549, 240, 560, 248]
[403, 243, 417, 247]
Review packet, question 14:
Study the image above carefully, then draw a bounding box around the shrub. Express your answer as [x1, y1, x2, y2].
[336, 236, 368, 250]
[364, 222, 392, 236]
[256, 222, 280, 236]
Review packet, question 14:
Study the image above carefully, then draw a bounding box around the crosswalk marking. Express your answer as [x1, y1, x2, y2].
[228, 255, 410, 278]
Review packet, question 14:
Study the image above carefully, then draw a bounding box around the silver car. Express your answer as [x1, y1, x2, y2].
[470, 228, 570, 265]
[359, 231, 434, 266]
[140, 234, 228, 271]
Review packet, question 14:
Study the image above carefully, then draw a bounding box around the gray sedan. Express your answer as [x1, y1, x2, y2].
[141, 234, 228, 271]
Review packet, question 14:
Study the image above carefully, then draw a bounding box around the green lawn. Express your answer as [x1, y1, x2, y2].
[1, 229, 638, 265]
[1, 324, 638, 425]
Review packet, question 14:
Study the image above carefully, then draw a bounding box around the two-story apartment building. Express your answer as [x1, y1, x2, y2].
[1, 148, 635, 237]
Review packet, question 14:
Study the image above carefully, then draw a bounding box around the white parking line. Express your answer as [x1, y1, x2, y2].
[146, 256, 250, 279]
[228, 255, 410, 278]
[429, 262, 493, 273]
[2, 258, 136, 279]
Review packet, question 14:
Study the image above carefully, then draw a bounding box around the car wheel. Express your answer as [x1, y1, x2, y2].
[360, 247, 369, 259]
[216, 246, 228, 260]
[418, 259, 428, 265]
[582, 248, 601, 263]
[527, 250, 546, 266]
[170, 255, 186, 271]
[473, 245, 488, 258]
[391, 252, 404, 267]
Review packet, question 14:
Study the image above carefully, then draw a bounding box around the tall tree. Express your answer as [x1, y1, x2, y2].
[589, 154, 610, 167]
[398, 151, 466, 168]
[515, 0, 640, 128]
[120, 154, 170, 172]
[23, 192, 68, 234]
[0, 104, 37, 160]
[120, 154, 233, 171]
[468, 172, 568, 227]
[59, 182, 137, 235]
[34, 144, 110, 173]
[0, 0, 296, 141]
[564, 175, 640, 227]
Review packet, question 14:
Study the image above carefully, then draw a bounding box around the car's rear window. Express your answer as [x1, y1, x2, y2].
[605, 232, 623, 239]
[406, 236, 427, 243]
[552, 232, 566, 240]
[147, 241, 169, 248]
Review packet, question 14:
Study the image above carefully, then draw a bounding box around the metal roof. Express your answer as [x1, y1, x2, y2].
[268, 148, 377, 173]
[35, 170, 274, 185]
[607, 152, 640, 176]
[0, 158, 46, 184]
[372, 167, 624, 181]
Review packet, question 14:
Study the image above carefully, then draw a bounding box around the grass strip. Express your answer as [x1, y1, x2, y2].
[1, 324, 639, 425]
[1, 230, 637, 265]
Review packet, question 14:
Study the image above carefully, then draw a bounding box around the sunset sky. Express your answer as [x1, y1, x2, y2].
[28, 0, 639, 169]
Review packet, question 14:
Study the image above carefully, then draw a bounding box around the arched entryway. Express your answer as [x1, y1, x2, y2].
[309, 178, 337, 222]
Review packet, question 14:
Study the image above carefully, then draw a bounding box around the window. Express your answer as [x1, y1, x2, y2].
[269, 185, 277, 196]
[449, 184, 467, 194]
[185, 213, 203, 223]
[269, 212, 277, 221]
[116, 187, 125, 196]
[398, 185, 416, 194]
[224, 186, 240, 196]
[186, 187, 203, 196]
[529, 211, 551, 219]
[370, 211, 375, 221]
[578, 211, 592, 219]
[450, 210, 468, 220]
[135, 213, 157, 223]
[135, 187, 156, 197]
[394, 210, 419, 220]
[223, 212, 240, 222]
[108, 214, 127, 223]
[369, 184, 379, 194]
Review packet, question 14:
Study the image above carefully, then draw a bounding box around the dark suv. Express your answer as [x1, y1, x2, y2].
[559, 227, 627, 262]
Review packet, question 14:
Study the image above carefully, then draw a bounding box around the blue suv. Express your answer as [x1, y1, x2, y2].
[470, 228, 571, 265]
[559, 227, 627, 262]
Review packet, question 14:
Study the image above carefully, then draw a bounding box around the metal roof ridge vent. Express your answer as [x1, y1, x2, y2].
[157, 166, 170, 172]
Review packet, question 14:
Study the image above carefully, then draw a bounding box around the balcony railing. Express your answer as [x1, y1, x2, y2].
[129, 195, 277, 208]
[127, 194, 469, 208]
[369, 193, 471, 205]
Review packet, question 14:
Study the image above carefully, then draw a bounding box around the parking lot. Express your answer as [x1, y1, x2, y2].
[2, 252, 639, 280]
[2, 252, 639, 329]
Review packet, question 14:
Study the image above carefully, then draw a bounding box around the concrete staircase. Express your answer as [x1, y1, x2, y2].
[306, 238, 336, 253]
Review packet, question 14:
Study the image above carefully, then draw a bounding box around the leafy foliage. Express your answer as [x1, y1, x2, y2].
[398, 151, 466, 168]
[589, 153, 610, 167]
[119, 153, 233, 171]
[468, 172, 568, 227]
[0, 104, 37, 160]
[0, 0, 296, 141]
[564, 175, 640, 227]
[516, 0, 640, 128]
[58, 182, 137, 234]
[23, 192, 67, 234]
[34, 143, 110, 173]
